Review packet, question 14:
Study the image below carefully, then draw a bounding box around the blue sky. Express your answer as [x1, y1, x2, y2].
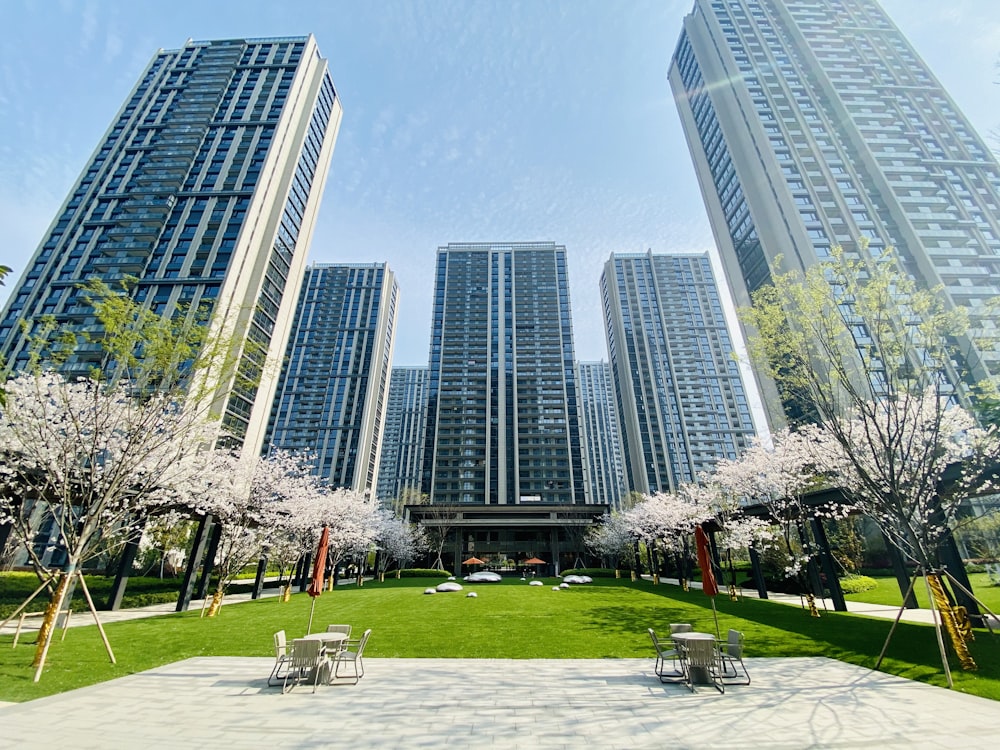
[0, 0, 998, 365]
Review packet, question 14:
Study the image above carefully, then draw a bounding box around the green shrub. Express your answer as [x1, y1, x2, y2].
[839, 574, 878, 593]
[398, 568, 451, 578]
[561, 568, 617, 578]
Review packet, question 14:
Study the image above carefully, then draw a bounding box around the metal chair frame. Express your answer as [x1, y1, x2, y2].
[648, 628, 683, 682]
[283, 638, 331, 694]
[268, 629, 293, 687]
[333, 628, 371, 684]
[718, 629, 751, 685]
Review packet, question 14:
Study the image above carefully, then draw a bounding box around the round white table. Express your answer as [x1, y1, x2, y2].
[671, 632, 715, 643]
[299, 631, 348, 646]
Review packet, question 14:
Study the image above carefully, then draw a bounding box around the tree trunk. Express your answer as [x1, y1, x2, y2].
[206, 589, 224, 617]
[32, 569, 72, 670]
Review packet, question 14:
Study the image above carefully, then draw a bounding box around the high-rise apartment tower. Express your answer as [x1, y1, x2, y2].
[670, 0, 1000, 426]
[0, 36, 342, 454]
[375, 367, 430, 504]
[423, 242, 586, 505]
[601, 252, 756, 493]
[576, 361, 627, 509]
[266, 263, 397, 492]
[414, 242, 596, 573]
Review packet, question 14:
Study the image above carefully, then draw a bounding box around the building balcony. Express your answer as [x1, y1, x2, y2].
[96, 240, 154, 255]
[91, 253, 148, 269]
[115, 211, 165, 226]
[104, 225, 159, 239]
[122, 198, 175, 213]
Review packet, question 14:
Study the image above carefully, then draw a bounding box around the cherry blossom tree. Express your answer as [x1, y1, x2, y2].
[0, 278, 263, 679]
[687, 479, 775, 599]
[624, 488, 713, 587]
[712, 428, 845, 615]
[177, 451, 292, 615]
[585, 512, 636, 574]
[0, 372, 216, 672]
[742, 244, 1000, 669]
[319, 487, 383, 584]
[375, 510, 428, 579]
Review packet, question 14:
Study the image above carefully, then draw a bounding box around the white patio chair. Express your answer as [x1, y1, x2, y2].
[333, 628, 371, 684]
[283, 638, 331, 694]
[648, 628, 682, 681]
[718, 629, 750, 685]
[268, 630, 293, 687]
[677, 637, 725, 694]
[326, 624, 352, 637]
[669, 623, 692, 634]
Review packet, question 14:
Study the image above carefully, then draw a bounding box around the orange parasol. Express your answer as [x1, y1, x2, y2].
[522, 557, 546, 565]
[306, 526, 330, 634]
[695, 525, 721, 639]
[462, 557, 486, 565]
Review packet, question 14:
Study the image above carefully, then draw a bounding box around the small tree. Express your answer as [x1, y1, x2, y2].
[406, 495, 460, 571]
[695, 479, 774, 598]
[375, 510, 428, 578]
[137, 511, 193, 577]
[312, 487, 383, 585]
[585, 513, 635, 573]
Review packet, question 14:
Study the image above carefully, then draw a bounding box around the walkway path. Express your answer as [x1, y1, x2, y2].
[0, 577, 365, 635]
[649, 576, 982, 626]
[1, 656, 998, 747]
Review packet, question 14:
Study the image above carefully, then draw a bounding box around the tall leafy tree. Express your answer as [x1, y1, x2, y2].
[741, 245, 1000, 673]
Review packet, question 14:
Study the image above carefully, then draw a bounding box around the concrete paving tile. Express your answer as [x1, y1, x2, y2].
[2, 656, 999, 747]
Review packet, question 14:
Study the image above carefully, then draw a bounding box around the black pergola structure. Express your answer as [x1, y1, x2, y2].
[733, 475, 996, 621]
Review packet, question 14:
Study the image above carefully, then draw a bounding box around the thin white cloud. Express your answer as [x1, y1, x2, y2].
[80, 0, 98, 52]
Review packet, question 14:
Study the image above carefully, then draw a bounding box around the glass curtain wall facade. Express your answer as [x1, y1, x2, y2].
[669, 0, 1000, 427]
[577, 361, 627, 509]
[0, 36, 342, 455]
[376, 366, 430, 504]
[423, 242, 586, 505]
[266, 263, 397, 492]
[601, 252, 756, 494]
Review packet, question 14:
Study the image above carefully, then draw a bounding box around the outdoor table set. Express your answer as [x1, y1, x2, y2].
[648, 624, 751, 694]
[270, 625, 372, 693]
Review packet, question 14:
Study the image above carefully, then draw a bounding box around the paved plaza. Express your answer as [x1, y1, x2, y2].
[2, 656, 999, 748]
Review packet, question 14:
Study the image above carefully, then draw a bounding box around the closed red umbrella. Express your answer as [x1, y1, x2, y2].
[695, 526, 721, 639]
[306, 526, 330, 634]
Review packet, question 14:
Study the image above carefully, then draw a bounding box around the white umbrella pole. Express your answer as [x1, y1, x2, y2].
[711, 599, 721, 641]
[307, 598, 317, 635]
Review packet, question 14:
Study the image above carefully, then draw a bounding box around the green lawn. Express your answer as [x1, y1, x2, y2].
[843, 573, 1000, 613]
[2, 576, 999, 703]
